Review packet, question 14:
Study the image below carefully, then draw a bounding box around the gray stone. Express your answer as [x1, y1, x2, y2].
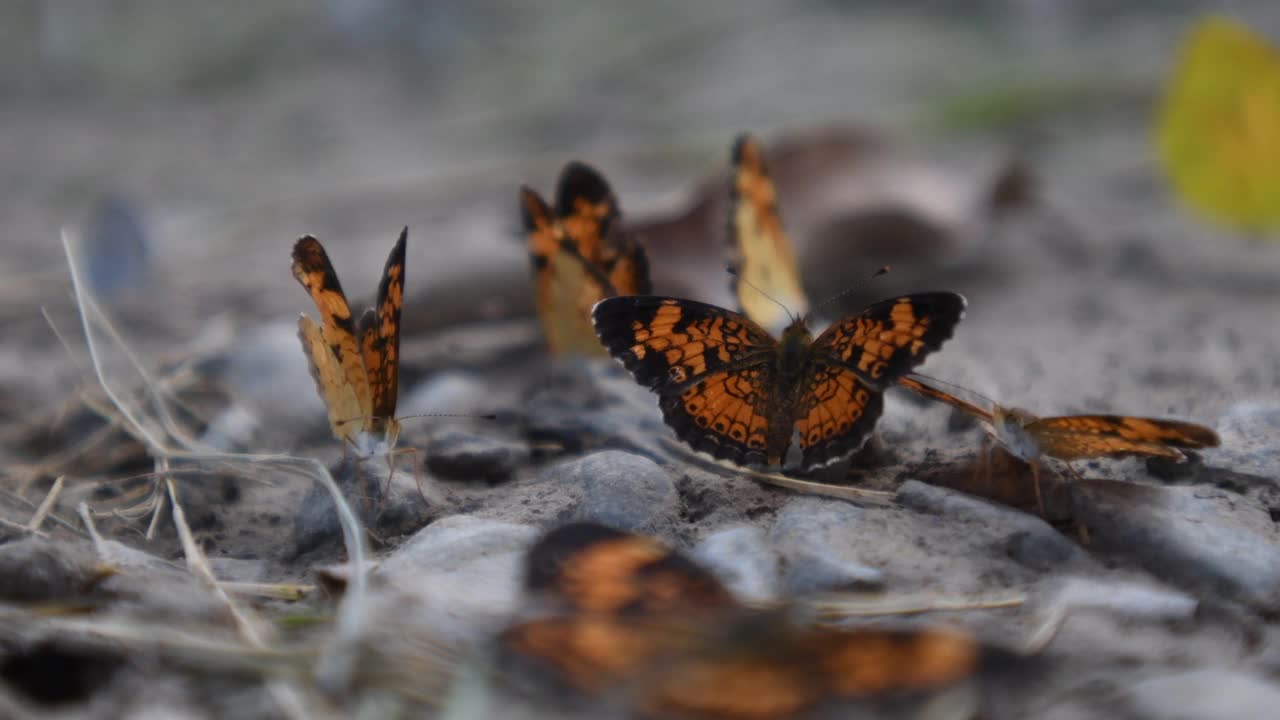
[521, 360, 671, 460]
[1212, 402, 1280, 478]
[768, 497, 885, 594]
[691, 525, 780, 603]
[82, 192, 149, 300]
[548, 450, 678, 533]
[291, 458, 436, 558]
[370, 515, 539, 645]
[426, 430, 528, 482]
[1072, 479, 1280, 612]
[780, 547, 884, 595]
[0, 538, 101, 603]
[402, 371, 490, 417]
[896, 480, 1090, 572]
[1126, 670, 1280, 720]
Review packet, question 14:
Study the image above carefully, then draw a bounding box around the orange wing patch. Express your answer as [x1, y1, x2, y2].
[291, 230, 407, 449]
[728, 134, 810, 333]
[521, 162, 650, 355]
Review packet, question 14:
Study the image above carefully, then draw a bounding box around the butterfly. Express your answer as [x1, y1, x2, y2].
[592, 292, 966, 472]
[898, 373, 1221, 514]
[497, 523, 983, 719]
[521, 162, 651, 355]
[727, 134, 811, 334]
[1156, 15, 1280, 234]
[291, 230, 405, 456]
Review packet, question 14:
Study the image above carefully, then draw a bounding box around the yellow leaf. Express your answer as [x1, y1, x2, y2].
[1156, 15, 1280, 234]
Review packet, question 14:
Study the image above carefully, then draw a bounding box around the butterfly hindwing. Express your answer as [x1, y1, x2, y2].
[728, 134, 810, 333]
[297, 314, 366, 443]
[792, 363, 885, 470]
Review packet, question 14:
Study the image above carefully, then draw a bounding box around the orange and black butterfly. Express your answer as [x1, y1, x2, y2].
[291, 230, 405, 455]
[497, 523, 985, 719]
[727, 134, 811, 334]
[898, 373, 1221, 512]
[521, 163, 651, 355]
[592, 293, 965, 472]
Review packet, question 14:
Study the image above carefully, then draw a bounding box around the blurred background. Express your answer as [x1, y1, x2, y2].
[4, 0, 1280, 404]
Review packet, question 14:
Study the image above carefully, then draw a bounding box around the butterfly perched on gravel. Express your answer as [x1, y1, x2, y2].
[521, 162, 651, 355]
[291, 230, 406, 456]
[727, 133, 811, 334]
[497, 523, 985, 719]
[592, 291, 965, 472]
[898, 373, 1221, 513]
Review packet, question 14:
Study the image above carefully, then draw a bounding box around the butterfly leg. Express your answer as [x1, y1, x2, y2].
[1030, 461, 1047, 518]
[973, 434, 993, 496]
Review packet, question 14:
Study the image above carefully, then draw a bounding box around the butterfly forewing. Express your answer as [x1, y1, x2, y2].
[1027, 414, 1219, 461]
[810, 293, 967, 388]
[291, 236, 374, 428]
[359, 227, 406, 429]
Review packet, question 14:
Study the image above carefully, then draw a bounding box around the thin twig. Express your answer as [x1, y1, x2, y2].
[26, 476, 64, 533]
[660, 436, 895, 504]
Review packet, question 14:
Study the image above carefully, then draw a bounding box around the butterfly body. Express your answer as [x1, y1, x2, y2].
[593, 293, 965, 472]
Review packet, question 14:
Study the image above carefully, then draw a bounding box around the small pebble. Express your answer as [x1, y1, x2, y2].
[896, 479, 1089, 572]
[768, 497, 885, 594]
[1126, 670, 1280, 720]
[691, 525, 780, 603]
[546, 450, 678, 533]
[371, 515, 539, 645]
[1072, 479, 1280, 613]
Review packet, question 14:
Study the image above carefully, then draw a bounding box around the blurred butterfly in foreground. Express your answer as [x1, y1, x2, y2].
[898, 373, 1220, 514]
[291, 230, 406, 456]
[592, 291, 965, 472]
[1156, 15, 1280, 234]
[521, 162, 651, 355]
[497, 523, 987, 719]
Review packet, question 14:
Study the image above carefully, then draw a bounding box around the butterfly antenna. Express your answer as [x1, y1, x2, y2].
[726, 266, 797, 323]
[809, 265, 890, 319]
[336, 412, 499, 428]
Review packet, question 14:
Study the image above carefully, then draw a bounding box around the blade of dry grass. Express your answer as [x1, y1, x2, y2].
[61, 228, 373, 698]
[26, 475, 64, 533]
[659, 436, 895, 504]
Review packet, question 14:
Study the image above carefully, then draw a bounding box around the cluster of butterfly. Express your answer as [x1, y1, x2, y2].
[520, 134, 1220, 514]
[290, 132, 1219, 517]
